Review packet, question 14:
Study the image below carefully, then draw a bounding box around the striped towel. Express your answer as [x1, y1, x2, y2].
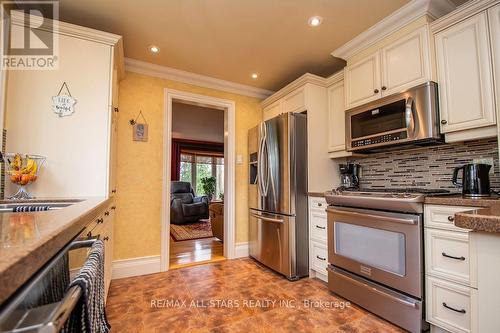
[63, 240, 110, 333]
[13, 206, 50, 212]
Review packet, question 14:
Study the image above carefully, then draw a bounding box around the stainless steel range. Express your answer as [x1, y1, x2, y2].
[325, 188, 448, 333]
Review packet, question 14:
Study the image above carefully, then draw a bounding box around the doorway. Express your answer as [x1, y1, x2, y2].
[161, 89, 236, 271]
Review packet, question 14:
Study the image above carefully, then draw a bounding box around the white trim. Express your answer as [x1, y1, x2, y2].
[430, 0, 500, 33]
[126, 58, 273, 99]
[261, 72, 330, 108]
[111, 255, 161, 279]
[331, 0, 456, 60]
[234, 242, 250, 258]
[9, 11, 121, 46]
[162, 89, 237, 272]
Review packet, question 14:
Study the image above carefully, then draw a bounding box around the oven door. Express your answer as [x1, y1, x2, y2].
[327, 206, 422, 298]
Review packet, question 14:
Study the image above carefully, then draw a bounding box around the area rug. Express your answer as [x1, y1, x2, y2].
[170, 219, 214, 241]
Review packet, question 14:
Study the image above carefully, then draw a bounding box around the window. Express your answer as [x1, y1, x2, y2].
[179, 152, 224, 199]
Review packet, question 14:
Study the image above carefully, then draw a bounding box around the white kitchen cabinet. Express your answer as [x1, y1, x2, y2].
[327, 80, 349, 155]
[263, 99, 282, 121]
[308, 196, 328, 282]
[344, 26, 431, 109]
[344, 51, 381, 109]
[283, 86, 306, 113]
[5, 14, 123, 198]
[434, 12, 496, 135]
[489, 4, 500, 170]
[381, 26, 431, 96]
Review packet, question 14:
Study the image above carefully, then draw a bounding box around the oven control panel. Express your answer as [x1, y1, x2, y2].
[352, 131, 407, 148]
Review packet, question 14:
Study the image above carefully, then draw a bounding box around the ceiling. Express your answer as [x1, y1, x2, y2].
[57, 0, 412, 91]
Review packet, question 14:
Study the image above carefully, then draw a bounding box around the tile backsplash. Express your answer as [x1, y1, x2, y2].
[348, 138, 500, 191]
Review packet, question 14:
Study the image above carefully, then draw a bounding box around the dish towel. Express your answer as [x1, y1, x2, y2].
[63, 240, 110, 333]
[13, 206, 50, 212]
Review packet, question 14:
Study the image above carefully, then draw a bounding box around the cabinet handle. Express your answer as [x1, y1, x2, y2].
[316, 255, 326, 261]
[111, 189, 117, 194]
[114, 107, 119, 113]
[103, 236, 109, 241]
[87, 231, 92, 238]
[315, 225, 326, 230]
[97, 218, 104, 224]
[381, 86, 387, 91]
[441, 120, 448, 125]
[447, 215, 455, 222]
[374, 89, 379, 94]
[442, 302, 466, 314]
[111, 206, 116, 210]
[104, 211, 110, 216]
[317, 203, 323, 207]
[442, 252, 465, 261]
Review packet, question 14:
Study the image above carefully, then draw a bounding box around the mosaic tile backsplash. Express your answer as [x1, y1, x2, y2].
[348, 138, 500, 192]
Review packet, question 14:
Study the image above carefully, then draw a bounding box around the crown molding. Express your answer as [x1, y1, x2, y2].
[261, 72, 328, 108]
[125, 58, 273, 99]
[9, 10, 121, 46]
[331, 0, 456, 60]
[430, 0, 499, 33]
[325, 70, 344, 87]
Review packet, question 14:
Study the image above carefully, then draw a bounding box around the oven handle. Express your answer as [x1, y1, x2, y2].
[328, 208, 417, 225]
[333, 268, 418, 308]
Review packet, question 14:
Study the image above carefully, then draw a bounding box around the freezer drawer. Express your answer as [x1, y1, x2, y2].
[249, 210, 292, 277]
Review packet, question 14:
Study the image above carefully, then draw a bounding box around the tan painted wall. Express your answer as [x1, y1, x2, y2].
[114, 71, 262, 260]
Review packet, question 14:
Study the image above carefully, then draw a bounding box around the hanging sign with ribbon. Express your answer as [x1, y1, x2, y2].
[52, 82, 77, 117]
[130, 110, 149, 142]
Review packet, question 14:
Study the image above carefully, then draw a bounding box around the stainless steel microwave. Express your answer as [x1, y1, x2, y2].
[346, 81, 442, 152]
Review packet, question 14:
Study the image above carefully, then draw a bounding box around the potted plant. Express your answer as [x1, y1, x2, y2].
[200, 176, 216, 202]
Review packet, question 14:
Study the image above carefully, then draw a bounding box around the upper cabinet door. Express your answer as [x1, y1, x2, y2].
[488, 4, 500, 131]
[328, 81, 346, 152]
[381, 26, 431, 96]
[435, 12, 496, 134]
[344, 52, 381, 109]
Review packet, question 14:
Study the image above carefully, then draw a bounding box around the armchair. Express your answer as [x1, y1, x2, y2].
[170, 181, 209, 225]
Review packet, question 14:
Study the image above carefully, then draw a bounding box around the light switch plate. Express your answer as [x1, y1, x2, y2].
[236, 154, 243, 165]
[473, 157, 494, 173]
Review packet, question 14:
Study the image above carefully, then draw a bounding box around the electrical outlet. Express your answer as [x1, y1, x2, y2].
[473, 157, 494, 173]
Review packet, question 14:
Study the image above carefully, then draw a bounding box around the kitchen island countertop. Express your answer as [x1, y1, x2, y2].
[0, 196, 110, 305]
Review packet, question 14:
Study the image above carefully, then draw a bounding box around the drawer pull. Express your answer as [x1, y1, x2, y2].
[317, 203, 323, 207]
[315, 225, 326, 230]
[103, 236, 110, 241]
[448, 215, 455, 222]
[104, 211, 110, 216]
[316, 255, 326, 261]
[111, 206, 116, 210]
[97, 218, 104, 224]
[442, 252, 465, 261]
[442, 302, 466, 314]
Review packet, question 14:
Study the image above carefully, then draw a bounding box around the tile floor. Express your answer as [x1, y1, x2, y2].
[106, 258, 405, 332]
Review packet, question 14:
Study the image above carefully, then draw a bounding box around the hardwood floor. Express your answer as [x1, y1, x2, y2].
[169, 236, 224, 269]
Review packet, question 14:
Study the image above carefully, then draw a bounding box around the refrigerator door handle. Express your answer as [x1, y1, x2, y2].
[250, 212, 284, 224]
[258, 123, 266, 196]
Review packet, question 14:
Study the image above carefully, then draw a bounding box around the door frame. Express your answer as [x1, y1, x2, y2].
[161, 89, 236, 271]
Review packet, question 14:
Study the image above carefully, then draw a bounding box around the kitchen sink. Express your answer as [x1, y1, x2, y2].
[0, 199, 84, 213]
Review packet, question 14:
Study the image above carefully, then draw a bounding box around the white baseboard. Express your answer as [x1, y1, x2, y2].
[234, 242, 249, 258]
[112, 255, 161, 279]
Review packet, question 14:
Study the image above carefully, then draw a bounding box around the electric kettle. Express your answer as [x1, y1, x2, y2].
[452, 163, 491, 197]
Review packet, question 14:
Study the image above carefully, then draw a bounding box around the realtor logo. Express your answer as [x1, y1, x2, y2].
[1, 1, 59, 70]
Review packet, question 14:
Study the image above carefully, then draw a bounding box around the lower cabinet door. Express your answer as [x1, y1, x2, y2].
[310, 241, 328, 276]
[426, 276, 475, 333]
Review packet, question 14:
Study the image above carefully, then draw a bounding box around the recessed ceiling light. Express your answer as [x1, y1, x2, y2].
[308, 16, 322, 27]
[149, 45, 160, 53]
[251, 73, 258, 79]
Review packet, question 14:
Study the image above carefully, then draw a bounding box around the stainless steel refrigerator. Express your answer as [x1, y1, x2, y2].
[248, 112, 309, 280]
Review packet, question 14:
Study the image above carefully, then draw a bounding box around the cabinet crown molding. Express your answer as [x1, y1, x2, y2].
[430, 0, 500, 33]
[261, 72, 335, 108]
[9, 11, 122, 46]
[331, 0, 456, 60]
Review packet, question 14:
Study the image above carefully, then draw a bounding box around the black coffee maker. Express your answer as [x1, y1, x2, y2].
[452, 163, 491, 197]
[339, 163, 360, 189]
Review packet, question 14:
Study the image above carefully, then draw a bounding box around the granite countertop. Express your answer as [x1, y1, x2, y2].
[0, 196, 110, 305]
[424, 194, 500, 233]
[424, 194, 500, 207]
[308, 192, 327, 198]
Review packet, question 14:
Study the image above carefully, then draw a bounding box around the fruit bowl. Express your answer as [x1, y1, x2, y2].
[5, 153, 46, 200]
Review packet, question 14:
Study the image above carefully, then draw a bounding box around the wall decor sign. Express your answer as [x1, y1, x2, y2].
[130, 110, 149, 142]
[52, 82, 77, 117]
